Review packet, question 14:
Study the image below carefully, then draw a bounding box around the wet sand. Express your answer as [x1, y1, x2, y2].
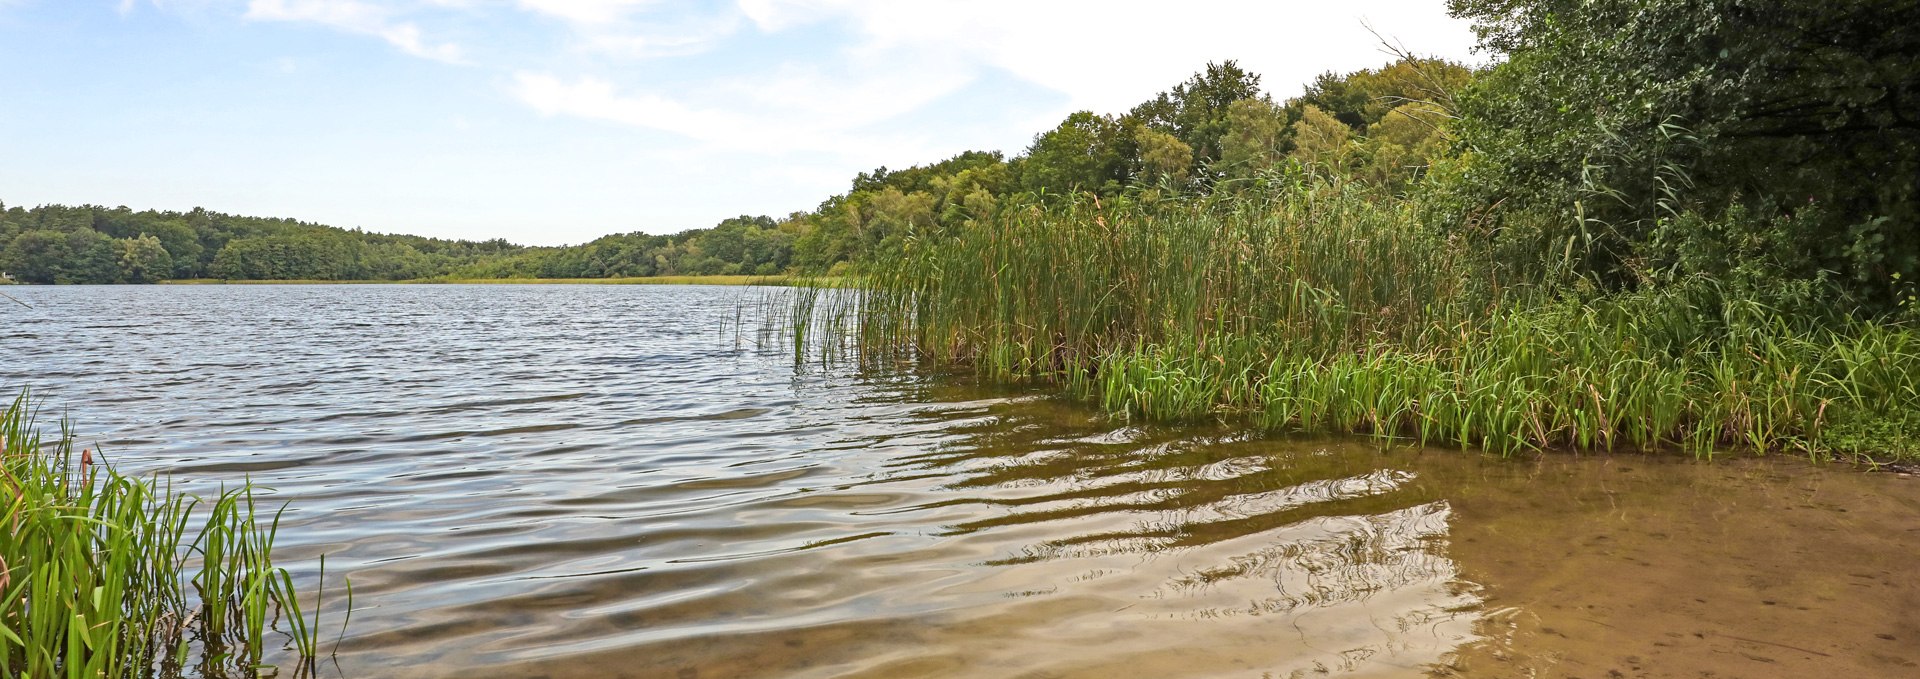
[1440, 456, 1920, 678]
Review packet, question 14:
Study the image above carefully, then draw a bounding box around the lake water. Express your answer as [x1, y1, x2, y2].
[4, 284, 1918, 678]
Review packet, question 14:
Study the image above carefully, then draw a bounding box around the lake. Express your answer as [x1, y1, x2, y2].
[4, 284, 1917, 678]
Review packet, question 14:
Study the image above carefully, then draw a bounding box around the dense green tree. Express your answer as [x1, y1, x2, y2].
[699, 216, 780, 270]
[860, 187, 937, 259]
[1018, 111, 1129, 195]
[1129, 61, 1265, 179]
[1134, 127, 1193, 187]
[1352, 102, 1453, 190]
[1297, 58, 1472, 131]
[116, 234, 172, 283]
[1219, 97, 1291, 178]
[210, 234, 356, 280]
[141, 219, 204, 278]
[1450, 0, 1920, 310]
[1368, 102, 1446, 150]
[3, 230, 75, 284]
[358, 242, 430, 280]
[1289, 105, 1353, 171]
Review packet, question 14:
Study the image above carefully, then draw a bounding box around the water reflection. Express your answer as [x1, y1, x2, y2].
[5, 285, 1916, 678]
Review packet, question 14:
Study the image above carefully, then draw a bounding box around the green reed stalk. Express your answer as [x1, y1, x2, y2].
[812, 173, 1920, 461]
[0, 392, 334, 678]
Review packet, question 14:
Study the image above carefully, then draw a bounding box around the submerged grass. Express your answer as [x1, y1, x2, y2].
[818, 175, 1920, 461]
[0, 393, 333, 678]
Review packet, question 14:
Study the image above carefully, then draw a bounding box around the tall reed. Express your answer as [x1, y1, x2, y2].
[825, 174, 1920, 460]
[0, 393, 330, 678]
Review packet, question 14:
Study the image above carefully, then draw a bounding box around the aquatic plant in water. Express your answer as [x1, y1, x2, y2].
[813, 175, 1920, 461]
[0, 392, 334, 678]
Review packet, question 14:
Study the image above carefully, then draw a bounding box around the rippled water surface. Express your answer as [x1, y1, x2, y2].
[5, 285, 1918, 678]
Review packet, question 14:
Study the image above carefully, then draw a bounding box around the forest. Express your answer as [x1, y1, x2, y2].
[0, 204, 802, 283]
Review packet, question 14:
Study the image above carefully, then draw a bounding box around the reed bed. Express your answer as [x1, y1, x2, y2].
[825, 176, 1920, 461]
[0, 393, 330, 678]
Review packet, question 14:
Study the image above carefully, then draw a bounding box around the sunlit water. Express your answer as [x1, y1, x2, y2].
[5, 285, 1917, 678]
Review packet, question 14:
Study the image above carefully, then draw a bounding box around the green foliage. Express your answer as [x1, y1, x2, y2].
[1288, 105, 1353, 172]
[1296, 58, 1472, 132]
[1449, 0, 1920, 311]
[782, 13, 1920, 460]
[1, 229, 115, 284]
[1017, 111, 1130, 195]
[830, 180, 1920, 461]
[0, 203, 810, 283]
[0, 393, 334, 677]
[1129, 61, 1266, 179]
[1134, 127, 1194, 186]
[211, 234, 349, 280]
[1218, 98, 1289, 179]
[115, 234, 172, 283]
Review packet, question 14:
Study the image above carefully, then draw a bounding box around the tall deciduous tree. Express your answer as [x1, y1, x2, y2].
[1451, 0, 1920, 309]
[1289, 105, 1352, 171]
[1219, 97, 1290, 178]
[1019, 111, 1128, 195]
[116, 234, 172, 283]
[1135, 127, 1194, 187]
[1130, 61, 1265, 181]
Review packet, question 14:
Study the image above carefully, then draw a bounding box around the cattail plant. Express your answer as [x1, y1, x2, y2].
[804, 173, 1920, 461]
[0, 392, 337, 678]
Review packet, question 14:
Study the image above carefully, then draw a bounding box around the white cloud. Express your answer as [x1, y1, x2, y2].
[571, 10, 744, 58]
[511, 70, 944, 159]
[515, 0, 657, 25]
[722, 0, 1481, 114]
[503, 0, 1479, 165]
[514, 72, 719, 137]
[725, 60, 971, 126]
[245, 0, 465, 63]
[735, 0, 835, 32]
[215, 0, 1481, 183]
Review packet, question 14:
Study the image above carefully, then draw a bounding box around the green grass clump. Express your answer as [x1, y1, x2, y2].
[164, 274, 799, 286]
[0, 393, 331, 678]
[825, 174, 1920, 462]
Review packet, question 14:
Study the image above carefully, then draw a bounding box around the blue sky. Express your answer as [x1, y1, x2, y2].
[0, 1, 1481, 245]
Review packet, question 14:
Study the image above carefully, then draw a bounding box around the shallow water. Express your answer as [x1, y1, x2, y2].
[4, 284, 1916, 678]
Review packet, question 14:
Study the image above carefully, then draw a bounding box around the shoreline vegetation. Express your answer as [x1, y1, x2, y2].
[159, 275, 800, 286]
[783, 0, 1920, 464]
[0, 393, 335, 678]
[807, 176, 1920, 464]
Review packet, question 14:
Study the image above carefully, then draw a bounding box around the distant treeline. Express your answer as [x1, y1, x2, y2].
[3, 56, 1471, 284]
[0, 205, 795, 283]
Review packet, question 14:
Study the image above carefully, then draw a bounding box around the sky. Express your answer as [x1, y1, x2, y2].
[0, 1, 1483, 246]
